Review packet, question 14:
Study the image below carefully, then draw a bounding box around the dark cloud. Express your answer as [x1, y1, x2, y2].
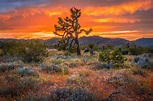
[0, 0, 47, 12]
[0, 0, 134, 12]
[44, 0, 132, 7]
[119, 8, 153, 31]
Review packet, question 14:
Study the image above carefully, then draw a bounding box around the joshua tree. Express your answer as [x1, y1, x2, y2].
[88, 43, 94, 56]
[53, 7, 92, 55]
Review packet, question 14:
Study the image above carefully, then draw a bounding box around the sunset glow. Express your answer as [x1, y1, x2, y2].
[0, 0, 153, 40]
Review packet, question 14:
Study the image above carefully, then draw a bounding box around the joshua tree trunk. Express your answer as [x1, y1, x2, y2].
[75, 37, 81, 55]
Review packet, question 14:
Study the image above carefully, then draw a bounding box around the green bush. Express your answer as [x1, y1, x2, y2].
[80, 45, 88, 50]
[52, 59, 63, 65]
[64, 51, 71, 56]
[99, 49, 126, 68]
[99, 50, 111, 63]
[120, 48, 129, 55]
[21, 40, 47, 63]
[81, 44, 98, 51]
[0, 40, 47, 63]
[129, 46, 144, 55]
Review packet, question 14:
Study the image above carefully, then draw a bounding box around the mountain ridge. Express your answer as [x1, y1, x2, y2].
[45, 36, 153, 47]
[0, 36, 153, 47]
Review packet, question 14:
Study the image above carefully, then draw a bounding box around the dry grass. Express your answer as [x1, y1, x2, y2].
[0, 50, 153, 101]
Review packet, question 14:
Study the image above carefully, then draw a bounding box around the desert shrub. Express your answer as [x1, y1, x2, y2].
[82, 56, 98, 65]
[67, 75, 83, 85]
[80, 45, 88, 50]
[130, 66, 147, 76]
[128, 45, 153, 55]
[17, 92, 52, 101]
[51, 58, 63, 65]
[61, 67, 69, 75]
[0, 74, 38, 97]
[133, 55, 152, 68]
[99, 49, 126, 68]
[17, 67, 39, 77]
[0, 63, 15, 72]
[146, 46, 153, 53]
[99, 50, 111, 62]
[78, 70, 91, 77]
[68, 62, 78, 68]
[18, 87, 96, 101]
[0, 40, 17, 56]
[64, 51, 71, 56]
[81, 44, 98, 52]
[50, 87, 96, 101]
[120, 48, 129, 55]
[91, 63, 113, 70]
[68, 45, 77, 53]
[101, 44, 113, 50]
[0, 40, 47, 63]
[93, 45, 98, 51]
[68, 58, 84, 68]
[134, 56, 140, 63]
[21, 40, 47, 63]
[120, 43, 153, 55]
[41, 64, 69, 74]
[40, 64, 62, 73]
[0, 49, 4, 56]
[108, 73, 134, 86]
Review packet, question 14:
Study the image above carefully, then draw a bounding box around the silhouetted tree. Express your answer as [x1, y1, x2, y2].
[54, 7, 92, 55]
[88, 43, 94, 56]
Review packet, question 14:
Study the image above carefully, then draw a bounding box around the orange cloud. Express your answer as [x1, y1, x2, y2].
[87, 31, 153, 41]
[83, 0, 152, 16]
[94, 18, 140, 23]
[0, 0, 153, 41]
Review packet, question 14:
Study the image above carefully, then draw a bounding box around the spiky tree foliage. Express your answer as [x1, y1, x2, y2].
[54, 7, 92, 55]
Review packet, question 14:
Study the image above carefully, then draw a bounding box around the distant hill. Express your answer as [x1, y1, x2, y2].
[44, 36, 129, 47]
[0, 36, 153, 47]
[79, 36, 128, 47]
[133, 38, 153, 47]
[45, 38, 60, 45]
[0, 38, 17, 42]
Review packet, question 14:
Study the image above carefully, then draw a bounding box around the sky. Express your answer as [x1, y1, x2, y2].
[0, 0, 153, 40]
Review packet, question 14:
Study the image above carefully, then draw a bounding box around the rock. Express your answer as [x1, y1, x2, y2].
[17, 67, 34, 76]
